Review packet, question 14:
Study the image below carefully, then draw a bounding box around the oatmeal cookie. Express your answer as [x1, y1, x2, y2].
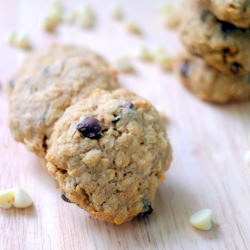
[179, 2, 250, 76]
[9, 45, 119, 156]
[46, 88, 172, 224]
[198, 0, 250, 28]
[176, 51, 250, 104]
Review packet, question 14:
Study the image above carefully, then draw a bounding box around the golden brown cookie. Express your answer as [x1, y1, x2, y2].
[9, 45, 119, 156]
[198, 0, 250, 28]
[179, 1, 250, 76]
[46, 89, 172, 224]
[176, 51, 250, 104]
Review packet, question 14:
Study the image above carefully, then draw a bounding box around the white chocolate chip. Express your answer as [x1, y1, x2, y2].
[64, 10, 79, 24]
[156, 104, 165, 114]
[126, 21, 141, 35]
[190, 209, 213, 231]
[5, 31, 17, 45]
[133, 46, 154, 62]
[50, 60, 64, 75]
[160, 4, 180, 29]
[16, 33, 31, 50]
[13, 188, 33, 208]
[154, 46, 166, 55]
[6, 32, 30, 50]
[77, 5, 96, 29]
[110, 5, 124, 21]
[244, 150, 250, 166]
[154, 47, 174, 71]
[115, 56, 134, 73]
[0, 189, 15, 209]
[0, 188, 33, 209]
[43, 0, 63, 32]
[52, 0, 62, 11]
[156, 105, 167, 124]
[43, 14, 61, 32]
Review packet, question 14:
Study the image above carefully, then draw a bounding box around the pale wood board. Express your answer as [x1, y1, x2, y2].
[1, 0, 250, 249]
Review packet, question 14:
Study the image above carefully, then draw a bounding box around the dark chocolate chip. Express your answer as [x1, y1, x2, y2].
[220, 21, 238, 35]
[222, 48, 231, 55]
[222, 47, 238, 57]
[201, 10, 211, 22]
[247, 72, 250, 84]
[180, 60, 191, 78]
[42, 135, 48, 151]
[61, 193, 72, 203]
[230, 62, 242, 74]
[9, 79, 15, 88]
[42, 66, 50, 75]
[58, 168, 67, 174]
[222, 48, 238, 64]
[112, 115, 121, 123]
[77, 117, 102, 139]
[121, 102, 134, 109]
[243, 0, 250, 12]
[219, 20, 245, 36]
[137, 201, 153, 220]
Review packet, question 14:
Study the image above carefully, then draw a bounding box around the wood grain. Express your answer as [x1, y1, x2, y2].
[1, 0, 250, 249]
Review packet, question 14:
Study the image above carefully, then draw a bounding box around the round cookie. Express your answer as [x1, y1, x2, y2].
[198, 0, 250, 28]
[176, 51, 250, 104]
[46, 88, 172, 224]
[179, 2, 250, 76]
[9, 45, 119, 157]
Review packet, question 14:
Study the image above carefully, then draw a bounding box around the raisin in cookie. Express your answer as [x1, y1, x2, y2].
[176, 51, 250, 104]
[9, 45, 119, 157]
[179, 2, 250, 76]
[198, 0, 250, 28]
[46, 88, 172, 224]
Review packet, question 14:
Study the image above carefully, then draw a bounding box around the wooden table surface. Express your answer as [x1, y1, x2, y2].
[1, 1, 250, 249]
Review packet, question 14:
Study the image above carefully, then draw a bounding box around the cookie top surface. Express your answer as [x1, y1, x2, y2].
[46, 88, 172, 224]
[180, 2, 250, 76]
[177, 51, 250, 104]
[199, 0, 250, 28]
[9, 45, 119, 156]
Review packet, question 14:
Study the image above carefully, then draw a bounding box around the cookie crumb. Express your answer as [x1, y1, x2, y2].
[110, 5, 124, 21]
[190, 209, 213, 231]
[244, 150, 250, 166]
[0, 188, 33, 209]
[77, 5, 96, 29]
[126, 21, 141, 35]
[115, 56, 134, 73]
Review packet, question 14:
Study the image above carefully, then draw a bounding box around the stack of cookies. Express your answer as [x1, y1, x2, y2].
[8, 45, 172, 224]
[177, 0, 250, 104]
